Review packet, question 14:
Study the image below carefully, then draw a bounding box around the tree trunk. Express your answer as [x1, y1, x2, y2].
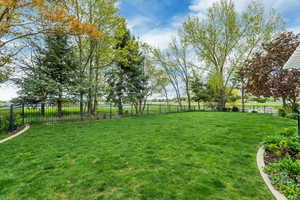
[217, 88, 226, 111]
[163, 87, 169, 106]
[41, 103, 45, 116]
[57, 89, 63, 117]
[117, 99, 123, 115]
[80, 92, 84, 120]
[87, 38, 94, 116]
[186, 83, 191, 110]
[87, 89, 92, 115]
[57, 100, 63, 117]
[139, 99, 143, 115]
[241, 84, 245, 112]
[282, 97, 287, 107]
[93, 98, 98, 116]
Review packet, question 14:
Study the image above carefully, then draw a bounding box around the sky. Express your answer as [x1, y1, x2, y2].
[1, 0, 300, 101]
[117, 0, 300, 49]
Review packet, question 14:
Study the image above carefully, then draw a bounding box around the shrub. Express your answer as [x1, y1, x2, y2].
[264, 128, 299, 157]
[280, 128, 297, 137]
[220, 107, 230, 112]
[232, 106, 239, 112]
[284, 103, 299, 113]
[14, 114, 23, 128]
[0, 114, 23, 133]
[0, 115, 9, 133]
[286, 113, 298, 120]
[278, 108, 287, 117]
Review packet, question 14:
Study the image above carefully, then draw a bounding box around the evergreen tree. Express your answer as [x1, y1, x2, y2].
[40, 34, 79, 116]
[106, 23, 150, 115]
[16, 33, 78, 116]
[126, 53, 150, 115]
[191, 77, 213, 109]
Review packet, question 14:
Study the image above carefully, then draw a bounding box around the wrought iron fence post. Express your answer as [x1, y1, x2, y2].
[8, 104, 14, 132]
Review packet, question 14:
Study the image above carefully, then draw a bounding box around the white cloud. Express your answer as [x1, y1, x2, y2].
[127, 9, 186, 51]
[189, 0, 252, 15]
[127, 16, 154, 32]
[140, 28, 176, 50]
[0, 84, 18, 101]
[126, 15, 182, 50]
[189, 0, 300, 38]
[189, 0, 300, 13]
[127, 0, 300, 51]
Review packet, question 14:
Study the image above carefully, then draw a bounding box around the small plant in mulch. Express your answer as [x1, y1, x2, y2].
[263, 128, 300, 200]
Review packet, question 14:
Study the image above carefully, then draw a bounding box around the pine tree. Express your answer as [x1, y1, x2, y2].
[106, 23, 150, 115]
[16, 33, 79, 116]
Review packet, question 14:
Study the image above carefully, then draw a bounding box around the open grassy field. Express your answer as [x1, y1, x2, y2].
[0, 112, 296, 200]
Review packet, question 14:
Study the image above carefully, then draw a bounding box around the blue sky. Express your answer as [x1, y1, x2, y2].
[1, 0, 300, 101]
[117, 0, 300, 49]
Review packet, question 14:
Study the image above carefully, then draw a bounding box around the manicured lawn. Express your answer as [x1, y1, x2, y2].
[0, 112, 295, 200]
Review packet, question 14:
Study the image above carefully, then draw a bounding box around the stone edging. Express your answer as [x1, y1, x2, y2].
[256, 146, 288, 200]
[0, 125, 30, 144]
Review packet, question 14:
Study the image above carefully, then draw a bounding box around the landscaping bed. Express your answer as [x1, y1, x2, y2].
[263, 128, 300, 200]
[0, 125, 28, 142]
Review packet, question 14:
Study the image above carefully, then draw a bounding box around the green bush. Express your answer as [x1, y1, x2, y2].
[0, 115, 9, 133]
[232, 106, 239, 112]
[284, 103, 299, 113]
[286, 113, 298, 120]
[278, 108, 287, 117]
[264, 128, 299, 157]
[14, 114, 23, 128]
[280, 128, 297, 137]
[0, 114, 23, 134]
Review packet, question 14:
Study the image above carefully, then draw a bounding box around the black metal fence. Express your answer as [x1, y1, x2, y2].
[0, 103, 298, 135]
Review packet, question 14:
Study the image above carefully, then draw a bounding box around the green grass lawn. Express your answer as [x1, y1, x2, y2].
[0, 112, 295, 200]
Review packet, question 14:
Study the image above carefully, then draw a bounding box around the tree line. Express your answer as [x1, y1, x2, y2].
[0, 0, 299, 116]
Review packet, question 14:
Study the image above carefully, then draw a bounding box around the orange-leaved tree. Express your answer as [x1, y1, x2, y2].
[0, 0, 101, 81]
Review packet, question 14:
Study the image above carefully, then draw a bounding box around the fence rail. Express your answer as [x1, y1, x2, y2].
[0, 103, 298, 135]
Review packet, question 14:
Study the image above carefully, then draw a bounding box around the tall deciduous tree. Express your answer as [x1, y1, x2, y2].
[150, 48, 183, 107]
[182, 0, 283, 109]
[168, 38, 196, 109]
[71, 0, 120, 115]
